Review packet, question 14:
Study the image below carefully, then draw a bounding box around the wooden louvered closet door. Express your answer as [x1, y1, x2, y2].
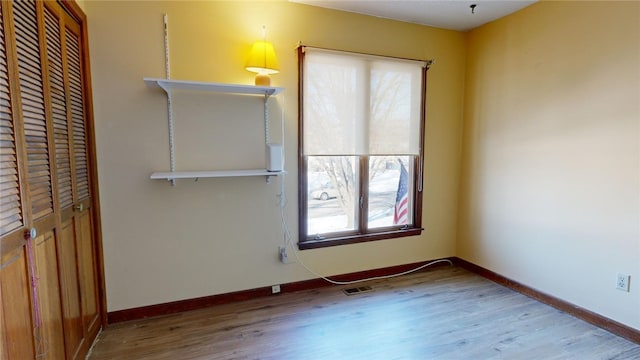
[0, 1, 103, 359]
[0, 2, 36, 359]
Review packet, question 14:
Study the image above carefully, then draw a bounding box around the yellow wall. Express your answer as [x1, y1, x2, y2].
[458, 1, 639, 329]
[86, 0, 640, 331]
[84, 1, 465, 311]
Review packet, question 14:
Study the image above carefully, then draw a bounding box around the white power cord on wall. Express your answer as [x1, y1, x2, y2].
[276, 164, 452, 286]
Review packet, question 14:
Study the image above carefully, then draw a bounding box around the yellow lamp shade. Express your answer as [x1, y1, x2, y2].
[246, 41, 279, 86]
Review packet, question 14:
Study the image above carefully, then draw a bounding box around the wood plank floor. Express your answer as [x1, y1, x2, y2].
[88, 266, 640, 359]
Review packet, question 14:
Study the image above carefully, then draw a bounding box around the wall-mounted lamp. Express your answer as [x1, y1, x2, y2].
[245, 26, 279, 86]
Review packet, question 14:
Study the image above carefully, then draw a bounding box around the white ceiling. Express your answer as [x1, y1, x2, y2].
[292, 0, 537, 31]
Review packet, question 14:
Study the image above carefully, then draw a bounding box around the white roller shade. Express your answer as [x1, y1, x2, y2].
[303, 47, 424, 156]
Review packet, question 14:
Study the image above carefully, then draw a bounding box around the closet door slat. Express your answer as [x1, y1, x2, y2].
[12, 0, 53, 220]
[0, 3, 23, 236]
[65, 28, 88, 201]
[45, 7, 72, 210]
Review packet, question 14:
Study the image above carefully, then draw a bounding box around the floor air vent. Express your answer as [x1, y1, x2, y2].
[342, 286, 374, 296]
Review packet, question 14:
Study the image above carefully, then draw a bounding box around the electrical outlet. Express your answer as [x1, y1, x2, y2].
[279, 246, 288, 263]
[271, 285, 281, 294]
[616, 273, 630, 292]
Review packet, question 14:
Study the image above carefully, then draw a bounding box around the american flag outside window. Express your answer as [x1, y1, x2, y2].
[393, 163, 409, 225]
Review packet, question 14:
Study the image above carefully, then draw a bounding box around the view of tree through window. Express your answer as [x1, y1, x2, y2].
[299, 47, 426, 248]
[307, 156, 413, 235]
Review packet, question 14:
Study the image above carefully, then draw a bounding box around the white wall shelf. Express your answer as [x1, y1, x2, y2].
[145, 77, 285, 185]
[150, 170, 286, 181]
[144, 78, 284, 96]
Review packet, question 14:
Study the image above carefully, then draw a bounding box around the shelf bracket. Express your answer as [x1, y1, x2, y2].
[162, 14, 176, 186]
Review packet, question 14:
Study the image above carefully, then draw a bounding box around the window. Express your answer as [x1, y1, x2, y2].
[298, 47, 428, 249]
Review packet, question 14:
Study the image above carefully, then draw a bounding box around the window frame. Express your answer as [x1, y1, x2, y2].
[297, 46, 428, 250]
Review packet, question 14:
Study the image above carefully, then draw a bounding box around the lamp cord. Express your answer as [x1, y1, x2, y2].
[265, 94, 269, 144]
[277, 174, 451, 285]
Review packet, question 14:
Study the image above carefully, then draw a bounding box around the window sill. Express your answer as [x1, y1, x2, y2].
[298, 228, 423, 250]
